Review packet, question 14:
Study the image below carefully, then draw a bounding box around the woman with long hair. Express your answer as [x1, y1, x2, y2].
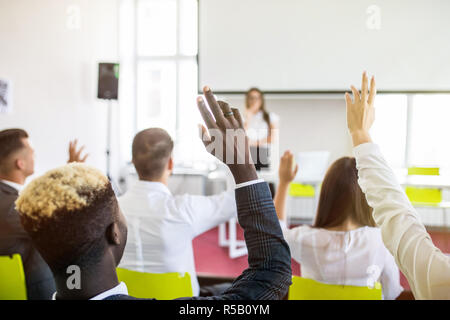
[244, 88, 279, 171]
[273, 151, 403, 299]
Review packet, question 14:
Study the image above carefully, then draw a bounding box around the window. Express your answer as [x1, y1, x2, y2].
[370, 95, 408, 168]
[409, 95, 450, 171]
[371, 93, 450, 174]
[137, 0, 177, 57]
[136, 0, 208, 166]
[135, 0, 212, 166]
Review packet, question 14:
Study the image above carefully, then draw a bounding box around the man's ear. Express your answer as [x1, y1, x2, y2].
[167, 157, 174, 171]
[15, 158, 25, 171]
[105, 222, 121, 245]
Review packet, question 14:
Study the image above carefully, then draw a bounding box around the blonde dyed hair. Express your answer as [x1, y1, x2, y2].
[16, 163, 109, 220]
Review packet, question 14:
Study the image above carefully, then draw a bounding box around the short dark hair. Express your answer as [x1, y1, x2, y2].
[16, 163, 119, 276]
[132, 128, 174, 180]
[0, 128, 29, 173]
[313, 157, 375, 229]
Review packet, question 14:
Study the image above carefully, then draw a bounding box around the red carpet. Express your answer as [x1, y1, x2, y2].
[193, 224, 450, 291]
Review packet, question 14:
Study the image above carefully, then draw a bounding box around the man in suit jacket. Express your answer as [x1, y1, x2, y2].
[15, 88, 292, 300]
[0, 129, 87, 299]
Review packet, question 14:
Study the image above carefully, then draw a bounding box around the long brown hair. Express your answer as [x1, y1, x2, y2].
[313, 157, 375, 229]
[245, 88, 271, 136]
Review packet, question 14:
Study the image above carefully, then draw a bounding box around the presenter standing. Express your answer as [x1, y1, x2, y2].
[243, 88, 279, 196]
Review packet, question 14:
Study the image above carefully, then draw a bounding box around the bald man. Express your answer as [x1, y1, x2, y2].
[118, 128, 237, 296]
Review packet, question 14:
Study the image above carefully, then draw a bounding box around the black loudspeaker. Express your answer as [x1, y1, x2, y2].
[97, 63, 119, 100]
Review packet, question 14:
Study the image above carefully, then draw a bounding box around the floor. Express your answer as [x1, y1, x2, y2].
[193, 224, 450, 291]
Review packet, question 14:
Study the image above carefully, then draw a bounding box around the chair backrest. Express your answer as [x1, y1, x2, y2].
[0, 254, 27, 300]
[288, 276, 382, 300]
[408, 167, 439, 176]
[405, 186, 442, 205]
[406, 167, 442, 204]
[289, 183, 315, 197]
[116, 268, 193, 300]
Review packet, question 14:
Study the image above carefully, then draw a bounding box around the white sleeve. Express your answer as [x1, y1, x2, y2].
[354, 142, 450, 299]
[177, 190, 237, 237]
[269, 112, 280, 127]
[379, 248, 404, 300]
[279, 220, 305, 263]
[235, 179, 264, 189]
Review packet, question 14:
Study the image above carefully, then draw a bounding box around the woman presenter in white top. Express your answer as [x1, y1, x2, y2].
[243, 88, 279, 172]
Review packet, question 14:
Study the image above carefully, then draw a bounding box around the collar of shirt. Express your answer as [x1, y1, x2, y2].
[235, 179, 264, 189]
[0, 179, 24, 192]
[52, 282, 128, 300]
[134, 180, 172, 195]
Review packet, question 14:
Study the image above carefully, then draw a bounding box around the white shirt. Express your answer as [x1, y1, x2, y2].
[118, 180, 237, 296]
[280, 222, 403, 300]
[354, 142, 450, 300]
[246, 111, 279, 143]
[52, 282, 128, 300]
[0, 179, 24, 192]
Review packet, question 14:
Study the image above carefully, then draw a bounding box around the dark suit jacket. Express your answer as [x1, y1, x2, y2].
[104, 182, 292, 300]
[0, 181, 55, 300]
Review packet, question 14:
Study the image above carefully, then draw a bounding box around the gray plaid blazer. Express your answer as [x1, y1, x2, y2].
[105, 182, 292, 300]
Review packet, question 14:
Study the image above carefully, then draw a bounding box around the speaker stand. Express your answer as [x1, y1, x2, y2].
[105, 99, 122, 195]
[106, 99, 112, 180]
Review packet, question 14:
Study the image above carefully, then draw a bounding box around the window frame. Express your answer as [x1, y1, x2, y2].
[134, 0, 198, 142]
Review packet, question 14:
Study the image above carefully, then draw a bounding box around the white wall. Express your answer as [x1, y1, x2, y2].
[0, 0, 122, 180]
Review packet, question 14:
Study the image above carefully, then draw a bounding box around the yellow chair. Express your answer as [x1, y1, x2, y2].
[0, 254, 27, 300]
[116, 268, 193, 300]
[405, 186, 442, 205]
[288, 277, 382, 300]
[408, 167, 439, 176]
[405, 167, 442, 206]
[289, 183, 315, 197]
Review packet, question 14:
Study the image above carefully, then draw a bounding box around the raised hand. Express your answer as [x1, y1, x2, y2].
[345, 71, 376, 147]
[68, 139, 89, 163]
[278, 151, 299, 185]
[197, 86, 257, 184]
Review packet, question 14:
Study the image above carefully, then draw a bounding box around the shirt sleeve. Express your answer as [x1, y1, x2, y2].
[354, 142, 450, 299]
[269, 112, 280, 127]
[379, 248, 404, 300]
[235, 179, 264, 189]
[278, 220, 305, 263]
[177, 190, 237, 237]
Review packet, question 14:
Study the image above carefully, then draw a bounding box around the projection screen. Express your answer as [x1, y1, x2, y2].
[198, 0, 450, 93]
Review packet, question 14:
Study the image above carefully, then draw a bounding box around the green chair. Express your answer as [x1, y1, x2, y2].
[116, 268, 193, 300]
[0, 254, 27, 300]
[288, 276, 382, 300]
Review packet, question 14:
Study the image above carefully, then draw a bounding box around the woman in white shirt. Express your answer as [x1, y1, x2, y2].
[244, 88, 279, 171]
[274, 151, 403, 300]
[346, 71, 449, 299]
